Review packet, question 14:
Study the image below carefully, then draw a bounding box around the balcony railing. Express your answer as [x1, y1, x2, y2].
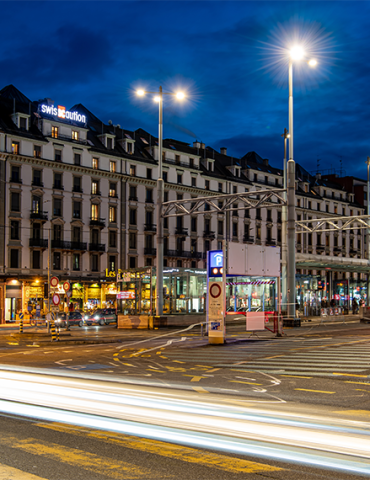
[51, 132, 88, 146]
[164, 249, 203, 259]
[9, 177, 22, 184]
[32, 180, 43, 187]
[265, 238, 276, 246]
[90, 217, 105, 227]
[91, 190, 101, 196]
[72, 186, 83, 193]
[51, 240, 87, 250]
[53, 184, 64, 190]
[30, 210, 48, 221]
[175, 228, 188, 236]
[144, 247, 157, 255]
[89, 243, 106, 252]
[163, 157, 200, 170]
[243, 235, 254, 243]
[128, 196, 138, 201]
[144, 224, 157, 232]
[29, 238, 48, 248]
[203, 230, 215, 240]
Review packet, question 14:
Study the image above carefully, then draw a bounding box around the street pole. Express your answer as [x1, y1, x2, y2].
[367, 157, 370, 306]
[156, 86, 164, 316]
[281, 128, 289, 316]
[287, 60, 296, 322]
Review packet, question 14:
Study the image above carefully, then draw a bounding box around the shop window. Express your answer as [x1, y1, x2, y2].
[110, 161, 116, 172]
[129, 208, 136, 225]
[32, 251, 41, 270]
[53, 252, 61, 270]
[52, 126, 58, 138]
[92, 157, 99, 169]
[74, 153, 81, 165]
[129, 257, 136, 268]
[10, 165, 21, 183]
[53, 198, 62, 217]
[32, 145, 41, 158]
[73, 201, 81, 219]
[10, 220, 20, 240]
[109, 230, 117, 248]
[109, 255, 116, 271]
[72, 130, 79, 141]
[109, 206, 117, 223]
[91, 254, 99, 272]
[55, 149, 62, 162]
[10, 249, 19, 268]
[10, 192, 20, 212]
[73, 254, 81, 271]
[11, 141, 19, 154]
[109, 183, 117, 197]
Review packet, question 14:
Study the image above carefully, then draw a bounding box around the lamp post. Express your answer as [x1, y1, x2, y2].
[136, 87, 185, 316]
[366, 156, 370, 306]
[287, 47, 317, 321]
[281, 128, 289, 315]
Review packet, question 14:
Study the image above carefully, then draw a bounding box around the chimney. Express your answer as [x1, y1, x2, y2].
[200, 143, 205, 149]
[316, 173, 321, 180]
[220, 147, 227, 155]
[263, 158, 269, 166]
[193, 141, 201, 149]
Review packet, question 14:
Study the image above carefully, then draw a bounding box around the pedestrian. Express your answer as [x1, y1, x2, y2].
[352, 298, 358, 314]
[330, 298, 336, 307]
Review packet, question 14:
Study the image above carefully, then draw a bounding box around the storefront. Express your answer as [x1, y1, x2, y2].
[226, 278, 277, 312]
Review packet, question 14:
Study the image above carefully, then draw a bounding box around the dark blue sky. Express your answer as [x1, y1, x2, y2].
[1, 1, 369, 177]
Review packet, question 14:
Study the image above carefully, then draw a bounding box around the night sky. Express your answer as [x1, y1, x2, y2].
[1, 1, 369, 177]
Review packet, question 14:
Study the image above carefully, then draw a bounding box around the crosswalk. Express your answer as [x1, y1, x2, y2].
[163, 338, 370, 378]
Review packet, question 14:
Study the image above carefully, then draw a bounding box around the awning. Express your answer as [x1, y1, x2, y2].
[296, 253, 370, 273]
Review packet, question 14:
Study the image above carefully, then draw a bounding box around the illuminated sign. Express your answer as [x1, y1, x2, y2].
[117, 291, 135, 299]
[39, 104, 86, 124]
[208, 250, 223, 277]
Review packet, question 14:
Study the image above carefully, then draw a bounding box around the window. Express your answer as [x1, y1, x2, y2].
[91, 180, 99, 195]
[232, 203, 238, 216]
[164, 192, 169, 202]
[334, 205, 338, 214]
[146, 189, 153, 203]
[218, 183, 223, 193]
[109, 230, 117, 248]
[175, 155, 180, 165]
[232, 223, 238, 238]
[109, 206, 117, 223]
[308, 201, 312, 209]
[109, 255, 116, 271]
[191, 217, 197, 232]
[129, 257, 136, 268]
[91, 254, 99, 272]
[10, 165, 20, 183]
[146, 210, 153, 225]
[129, 185, 137, 200]
[192, 177, 196, 187]
[277, 229, 281, 242]
[53, 172, 63, 190]
[147, 168, 152, 179]
[53, 198, 62, 217]
[110, 161, 116, 173]
[277, 211, 282, 223]
[92, 157, 99, 169]
[10, 249, 19, 268]
[233, 186, 237, 194]
[72, 130, 79, 141]
[51, 126, 58, 138]
[73, 201, 81, 219]
[256, 225, 261, 240]
[189, 158, 194, 168]
[256, 208, 261, 220]
[20, 117, 27, 130]
[126, 142, 133, 153]
[72, 227, 81, 244]
[53, 252, 61, 270]
[205, 180, 210, 190]
[191, 238, 197, 254]
[73, 254, 80, 271]
[177, 173, 182, 184]
[267, 210, 272, 222]
[10, 220, 19, 240]
[91, 204, 99, 221]
[55, 149, 62, 162]
[11, 141, 19, 154]
[32, 196, 41, 214]
[73, 176, 82, 192]
[32, 250, 41, 269]
[326, 204, 329, 213]
[218, 220, 223, 235]
[34, 145, 41, 158]
[129, 232, 137, 249]
[32, 169, 42, 186]
[91, 229, 99, 244]
[10, 192, 20, 212]
[130, 165, 136, 176]
[317, 203, 321, 211]
[297, 199, 301, 207]
[74, 153, 81, 165]
[129, 208, 137, 225]
[107, 138, 113, 150]
[163, 171, 168, 182]
[109, 183, 117, 197]
[164, 217, 168, 229]
[53, 224, 62, 241]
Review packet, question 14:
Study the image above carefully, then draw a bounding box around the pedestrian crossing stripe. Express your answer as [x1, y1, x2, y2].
[0, 463, 48, 480]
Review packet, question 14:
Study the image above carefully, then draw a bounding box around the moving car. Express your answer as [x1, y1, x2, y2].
[85, 308, 117, 326]
[54, 311, 86, 328]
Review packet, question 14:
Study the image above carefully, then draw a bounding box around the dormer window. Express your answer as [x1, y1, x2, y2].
[11, 113, 29, 131]
[127, 142, 133, 153]
[107, 137, 113, 149]
[20, 117, 27, 130]
[207, 160, 214, 172]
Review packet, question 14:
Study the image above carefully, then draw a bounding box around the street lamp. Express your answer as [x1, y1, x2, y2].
[281, 128, 289, 315]
[287, 47, 317, 321]
[136, 87, 185, 316]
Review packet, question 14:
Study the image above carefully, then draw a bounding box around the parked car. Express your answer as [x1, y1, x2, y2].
[85, 308, 117, 326]
[54, 311, 86, 328]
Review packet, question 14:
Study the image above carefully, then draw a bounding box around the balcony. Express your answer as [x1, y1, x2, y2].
[30, 210, 48, 221]
[53, 184, 64, 190]
[144, 247, 157, 255]
[175, 228, 188, 236]
[72, 186, 83, 193]
[316, 245, 325, 252]
[243, 235, 254, 243]
[129, 196, 138, 201]
[163, 157, 199, 170]
[29, 238, 48, 248]
[90, 217, 105, 227]
[164, 249, 203, 259]
[89, 243, 105, 252]
[31, 180, 44, 188]
[91, 190, 101, 196]
[50, 133, 88, 146]
[9, 177, 22, 184]
[144, 224, 157, 232]
[51, 240, 87, 250]
[265, 238, 276, 246]
[203, 230, 215, 240]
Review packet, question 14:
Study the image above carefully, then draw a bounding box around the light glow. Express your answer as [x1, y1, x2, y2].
[154, 96, 161, 103]
[290, 46, 305, 61]
[136, 89, 145, 96]
[176, 92, 185, 100]
[308, 58, 317, 67]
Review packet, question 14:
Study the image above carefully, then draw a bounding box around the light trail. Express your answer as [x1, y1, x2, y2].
[0, 366, 369, 476]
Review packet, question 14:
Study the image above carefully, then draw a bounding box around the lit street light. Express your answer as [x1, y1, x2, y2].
[136, 87, 185, 315]
[286, 47, 317, 321]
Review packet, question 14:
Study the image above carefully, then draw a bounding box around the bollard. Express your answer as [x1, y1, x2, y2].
[50, 321, 57, 342]
[19, 317, 23, 334]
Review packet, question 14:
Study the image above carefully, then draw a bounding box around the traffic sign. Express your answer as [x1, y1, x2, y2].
[63, 281, 71, 292]
[66, 290, 72, 298]
[19, 313, 24, 320]
[52, 293, 60, 306]
[50, 276, 59, 288]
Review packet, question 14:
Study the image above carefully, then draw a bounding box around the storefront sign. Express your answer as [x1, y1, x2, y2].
[117, 291, 135, 299]
[105, 269, 124, 279]
[39, 104, 86, 124]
